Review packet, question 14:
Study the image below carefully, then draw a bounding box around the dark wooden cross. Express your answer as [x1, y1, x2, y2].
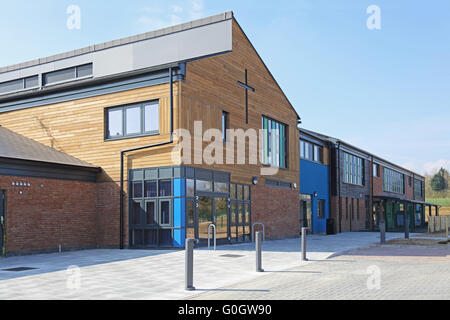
[237, 69, 255, 124]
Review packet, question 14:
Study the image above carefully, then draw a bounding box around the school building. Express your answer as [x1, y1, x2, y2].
[0, 12, 439, 256]
[0, 12, 301, 255]
[299, 128, 439, 234]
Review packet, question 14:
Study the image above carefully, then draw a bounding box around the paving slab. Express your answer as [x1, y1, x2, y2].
[0, 232, 411, 300]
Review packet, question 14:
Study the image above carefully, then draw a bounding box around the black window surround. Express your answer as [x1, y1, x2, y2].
[105, 100, 160, 141]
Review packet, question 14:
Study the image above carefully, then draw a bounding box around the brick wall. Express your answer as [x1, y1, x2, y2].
[252, 184, 300, 239]
[0, 175, 97, 255]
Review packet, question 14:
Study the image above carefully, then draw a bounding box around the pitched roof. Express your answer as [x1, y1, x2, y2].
[0, 126, 98, 169]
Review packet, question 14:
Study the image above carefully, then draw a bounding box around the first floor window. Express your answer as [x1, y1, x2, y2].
[222, 111, 229, 142]
[383, 168, 404, 194]
[262, 116, 288, 169]
[343, 152, 364, 186]
[106, 100, 159, 139]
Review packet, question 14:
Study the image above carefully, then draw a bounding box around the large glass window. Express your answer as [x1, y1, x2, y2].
[106, 100, 160, 139]
[414, 179, 423, 198]
[343, 152, 364, 186]
[383, 168, 404, 194]
[262, 116, 288, 169]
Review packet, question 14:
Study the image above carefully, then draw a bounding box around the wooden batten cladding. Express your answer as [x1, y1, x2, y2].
[179, 19, 300, 186]
[322, 147, 330, 166]
[0, 18, 299, 187]
[0, 83, 180, 182]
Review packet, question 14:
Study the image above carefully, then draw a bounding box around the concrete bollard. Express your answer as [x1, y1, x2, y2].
[380, 221, 386, 244]
[256, 231, 264, 272]
[185, 239, 195, 291]
[301, 227, 308, 262]
[405, 213, 410, 240]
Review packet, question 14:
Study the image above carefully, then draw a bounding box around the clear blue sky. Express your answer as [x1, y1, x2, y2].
[1, 0, 449, 175]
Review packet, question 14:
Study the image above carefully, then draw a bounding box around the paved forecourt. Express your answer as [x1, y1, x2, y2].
[0, 232, 408, 300]
[189, 244, 450, 300]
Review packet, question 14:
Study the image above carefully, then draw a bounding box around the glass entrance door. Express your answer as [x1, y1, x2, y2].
[197, 196, 213, 242]
[214, 197, 229, 240]
[196, 195, 230, 243]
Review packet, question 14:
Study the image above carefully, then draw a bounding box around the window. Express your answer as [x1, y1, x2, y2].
[43, 64, 92, 86]
[343, 152, 364, 186]
[313, 145, 322, 163]
[0, 75, 39, 95]
[300, 141, 305, 158]
[317, 199, 325, 219]
[262, 116, 288, 169]
[383, 168, 404, 194]
[414, 179, 423, 198]
[159, 180, 172, 197]
[106, 101, 160, 139]
[265, 179, 292, 189]
[300, 140, 323, 164]
[144, 181, 157, 198]
[222, 111, 229, 142]
[373, 163, 379, 177]
[408, 176, 412, 187]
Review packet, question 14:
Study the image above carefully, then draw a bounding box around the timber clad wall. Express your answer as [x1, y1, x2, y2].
[180, 19, 300, 187]
[0, 175, 97, 254]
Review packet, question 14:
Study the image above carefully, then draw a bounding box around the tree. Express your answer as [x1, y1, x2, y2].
[430, 168, 448, 192]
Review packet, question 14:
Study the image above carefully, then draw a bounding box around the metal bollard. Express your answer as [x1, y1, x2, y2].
[446, 217, 449, 241]
[256, 231, 264, 272]
[380, 221, 386, 244]
[405, 213, 410, 240]
[301, 227, 308, 262]
[185, 239, 196, 291]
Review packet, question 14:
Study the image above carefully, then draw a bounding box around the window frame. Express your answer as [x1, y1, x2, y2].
[261, 115, 288, 169]
[343, 152, 364, 186]
[105, 100, 160, 141]
[222, 111, 229, 142]
[43, 64, 93, 87]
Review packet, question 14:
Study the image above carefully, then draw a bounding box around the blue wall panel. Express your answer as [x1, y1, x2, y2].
[300, 160, 330, 233]
[173, 178, 186, 247]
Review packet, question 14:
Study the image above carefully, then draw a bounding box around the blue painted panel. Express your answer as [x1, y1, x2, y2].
[173, 197, 186, 247]
[300, 159, 330, 233]
[174, 178, 186, 197]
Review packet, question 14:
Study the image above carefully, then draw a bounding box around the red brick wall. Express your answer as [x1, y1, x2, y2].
[252, 184, 300, 239]
[0, 175, 97, 254]
[330, 196, 367, 233]
[95, 181, 123, 248]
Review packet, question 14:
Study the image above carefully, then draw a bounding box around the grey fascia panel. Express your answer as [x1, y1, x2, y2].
[0, 16, 232, 83]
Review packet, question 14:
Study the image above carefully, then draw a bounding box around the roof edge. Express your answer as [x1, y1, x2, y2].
[0, 11, 234, 75]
